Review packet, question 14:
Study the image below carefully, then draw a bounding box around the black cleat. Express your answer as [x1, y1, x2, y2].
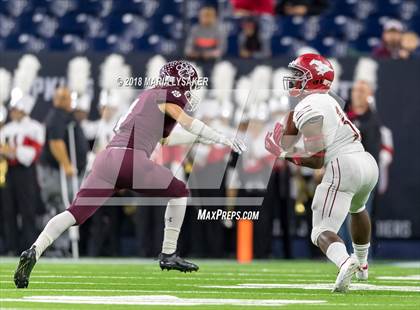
[158, 252, 199, 273]
[14, 246, 37, 288]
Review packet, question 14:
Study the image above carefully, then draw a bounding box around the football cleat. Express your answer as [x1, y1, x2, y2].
[158, 252, 199, 273]
[332, 254, 360, 293]
[14, 246, 37, 288]
[356, 263, 368, 281]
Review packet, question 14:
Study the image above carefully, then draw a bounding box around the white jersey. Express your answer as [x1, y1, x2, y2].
[293, 93, 364, 165]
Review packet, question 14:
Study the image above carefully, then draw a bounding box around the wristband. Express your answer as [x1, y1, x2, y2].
[292, 154, 302, 165]
[279, 151, 287, 160]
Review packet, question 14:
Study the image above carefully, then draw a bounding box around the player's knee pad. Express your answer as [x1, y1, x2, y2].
[350, 205, 366, 214]
[311, 226, 329, 247]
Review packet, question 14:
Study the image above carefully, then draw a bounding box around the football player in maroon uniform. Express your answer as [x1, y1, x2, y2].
[14, 60, 246, 288]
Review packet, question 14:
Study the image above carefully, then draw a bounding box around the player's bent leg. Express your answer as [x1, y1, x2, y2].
[14, 176, 116, 289]
[311, 180, 359, 292]
[129, 154, 198, 272]
[162, 197, 187, 255]
[159, 196, 198, 273]
[156, 179, 198, 273]
[350, 151, 378, 280]
[67, 188, 116, 225]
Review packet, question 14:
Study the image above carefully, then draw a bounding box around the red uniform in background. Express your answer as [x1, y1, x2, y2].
[1, 115, 44, 254]
[231, 0, 275, 15]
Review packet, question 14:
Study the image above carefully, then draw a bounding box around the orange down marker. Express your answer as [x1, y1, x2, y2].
[237, 219, 253, 263]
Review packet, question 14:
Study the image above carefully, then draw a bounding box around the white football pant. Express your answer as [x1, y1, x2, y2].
[311, 151, 379, 246]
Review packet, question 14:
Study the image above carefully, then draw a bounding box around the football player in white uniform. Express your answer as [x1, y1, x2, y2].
[265, 53, 378, 292]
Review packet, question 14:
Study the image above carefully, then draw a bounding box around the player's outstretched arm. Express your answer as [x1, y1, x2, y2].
[160, 125, 214, 146]
[159, 103, 247, 154]
[265, 118, 326, 169]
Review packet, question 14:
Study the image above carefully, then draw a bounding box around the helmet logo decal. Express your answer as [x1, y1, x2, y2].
[309, 59, 332, 76]
[171, 90, 181, 97]
[176, 63, 196, 81]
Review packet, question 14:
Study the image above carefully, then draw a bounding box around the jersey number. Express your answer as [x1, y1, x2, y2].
[335, 106, 361, 141]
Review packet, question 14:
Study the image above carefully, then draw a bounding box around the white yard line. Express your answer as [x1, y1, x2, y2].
[202, 283, 420, 292]
[0, 273, 333, 278]
[0, 271, 333, 277]
[377, 275, 420, 281]
[392, 262, 420, 269]
[0, 295, 326, 306]
[0, 280, 164, 286]
[1, 288, 419, 298]
[0, 276, 334, 283]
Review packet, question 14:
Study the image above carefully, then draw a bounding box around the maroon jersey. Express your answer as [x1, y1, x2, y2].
[108, 86, 188, 157]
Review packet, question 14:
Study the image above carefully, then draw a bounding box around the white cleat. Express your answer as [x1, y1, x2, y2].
[332, 254, 360, 293]
[356, 263, 368, 281]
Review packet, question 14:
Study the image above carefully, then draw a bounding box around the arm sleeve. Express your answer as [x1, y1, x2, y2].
[186, 119, 226, 144]
[164, 125, 199, 145]
[293, 104, 323, 131]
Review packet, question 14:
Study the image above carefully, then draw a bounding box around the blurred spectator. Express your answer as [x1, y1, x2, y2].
[347, 81, 382, 162]
[238, 17, 271, 59]
[276, 0, 328, 16]
[342, 80, 382, 251]
[399, 31, 420, 59]
[231, 0, 275, 16]
[372, 20, 404, 59]
[185, 6, 226, 61]
[0, 97, 44, 255]
[38, 87, 89, 256]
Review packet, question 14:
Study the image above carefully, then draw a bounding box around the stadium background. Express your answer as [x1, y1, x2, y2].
[0, 0, 419, 260]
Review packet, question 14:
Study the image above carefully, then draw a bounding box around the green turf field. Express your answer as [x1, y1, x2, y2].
[1, 258, 419, 309]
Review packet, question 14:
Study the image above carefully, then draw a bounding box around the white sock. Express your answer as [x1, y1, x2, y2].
[161, 197, 187, 254]
[33, 211, 76, 260]
[326, 242, 350, 269]
[353, 242, 370, 265]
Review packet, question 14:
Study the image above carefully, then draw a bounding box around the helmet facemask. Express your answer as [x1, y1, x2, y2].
[178, 63, 201, 112]
[283, 65, 312, 97]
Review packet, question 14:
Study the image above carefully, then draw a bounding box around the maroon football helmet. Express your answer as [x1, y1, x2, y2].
[283, 53, 334, 97]
[159, 60, 201, 111]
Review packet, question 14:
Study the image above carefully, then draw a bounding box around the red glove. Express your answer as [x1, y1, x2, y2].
[265, 132, 284, 158]
[273, 122, 284, 145]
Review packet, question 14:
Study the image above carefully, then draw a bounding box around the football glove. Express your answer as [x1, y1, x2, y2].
[265, 131, 286, 159]
[221, 136, 247, 154]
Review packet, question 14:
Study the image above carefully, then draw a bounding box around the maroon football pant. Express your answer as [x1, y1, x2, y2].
[67, 148, 188, 225]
